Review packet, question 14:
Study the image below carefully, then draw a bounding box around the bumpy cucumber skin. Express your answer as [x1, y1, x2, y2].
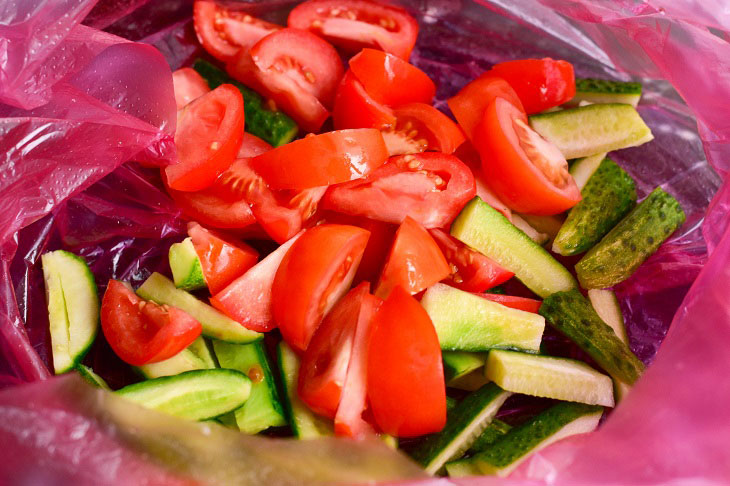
[554, 159, 637, 256]
[576, 187, 685, 289]
[193, 59, 298, 147]
[576, 78, 643, 96]
[468, 419, 512, 453]
[540, 289, 645, 385]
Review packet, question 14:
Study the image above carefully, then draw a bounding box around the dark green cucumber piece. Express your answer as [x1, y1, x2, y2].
[576, 187, 685, 288]
[568, 78, 643, 107]
[540, 289, 644, 385]
[446, 402, 603, 477]
[41, 250, 99, 374]
[451, 198, 576, 298]
[213, 340, 286, 434]
[77, 365, 110, 390]
[446, 396, 459, 412]
[169, 237, 206, 291]
[468, 419, 512, 453]
[553, 158, 637, 256]
[193, 59, 298, 147]
[443, 352, 487, 383]
[116, 369, 251, 421]
[411, 383, 512, 475]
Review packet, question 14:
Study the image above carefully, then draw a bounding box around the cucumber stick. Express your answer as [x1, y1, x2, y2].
[187, 337, 217, 368]
[116, 369, 251, 421]
[277, 342, 332, 439]
[77, 364, 109, 390]
[570, 153, 606, 191]
[137, 348, 209, 379]
[447, 370, 490, 392]
[443, 351, 487, 383]
[213, 340, 286, 433]
[169, 237, 206, 291]
[411, 383, 511, 475]
[41, 251, 99, 374]
[576, 187, 685, 288]
[422, 283, 545, 352]
[451, 198, 576, 298]
[529, 104, 653, 159]
[469, 419, 512, 453]
[446, 402, 603, 477]
[554, 158, 637, 256]
[569, 78, 642, 107]
[486, 349, 615, 407]
[137, 273, 262, 343]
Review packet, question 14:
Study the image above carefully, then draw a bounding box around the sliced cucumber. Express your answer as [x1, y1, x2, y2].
[422, 283, 545, 353]
[568, 78, 642, 108]
[569, 153, 606, 191]
[451, 198, 576, 298]
[411, 383, 511, 475]
[213, 340, 286, 434]
[446, 396, 459, 412]
[41, 250, 99, 374]
[485, 350, 614, 407]
[76, 364, 109, 390]
[277, 342, 333, 439]
[116, 369, 251, 421]
[576, 187, 685, 289]
[169, 237, 206, 291]
[468, 419, 512, 453]
[443, 351, 487, 383]
[554, 158, 637, 256]
[529, 103, 653, 159]
[510, 214, 548, 246]
[137, 348, 209, 379]
[446, 402, 603, 477]
[448, 369, 491, 392]
[137, 272, 262, 344]
[187, 336, 218, 369]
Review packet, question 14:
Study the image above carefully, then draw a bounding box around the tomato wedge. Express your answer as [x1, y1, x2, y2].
[375, 217, 450, 299]
[429, 229, 513, 293]
[349, 48, 435, 106]
[381, 103, 465, 156]
[323, 152, 476, 228]
[453, 141, 512, 220]
[187, 222, 258, 295]
[448, 74, 524, 140]
[473, 97, 581, 215]
[101, 280, 202, 366]
[172, 67, 210, 109]
[480, 293, 542, 313]
[367, 286, 446, 437]
[288, 0, 418, 59]
[193, 1, 281, 61]
[166, 84, 244, 192]
[333, 71, 396, 131]
[272, 224, 369, 352]
[211, 233, 302, 332]
[489, 58, 575, 114]
[252, 128, 388, 190]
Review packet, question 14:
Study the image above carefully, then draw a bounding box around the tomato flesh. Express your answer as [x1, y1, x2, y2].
[272, 224, 370, 352]
[101, 280, 202, 366]
[480, 293, 542, 313]
[333, 71, 396, 131]
[489, 58, 575, 114]
[288, 0, 418, 59]
[172, 67, 210, 109]
[383, 103, 465, 155]
[367, 286, 446, 437]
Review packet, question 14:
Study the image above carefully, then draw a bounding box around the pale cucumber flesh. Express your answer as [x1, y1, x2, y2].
[169, 237, 206, 291]
[569, 153, 606, 191]
[187, 337, 218, 369]
[510, 214, 549, 246]
[137, 348, 209, 379]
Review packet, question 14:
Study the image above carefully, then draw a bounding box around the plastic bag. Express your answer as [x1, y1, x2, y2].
[1, 0, 729, 484]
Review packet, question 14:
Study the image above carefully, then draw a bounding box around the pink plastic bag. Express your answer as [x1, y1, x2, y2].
[0, 0, 728, 484]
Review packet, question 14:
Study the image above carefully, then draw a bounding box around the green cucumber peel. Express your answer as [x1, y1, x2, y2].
[567, 78, 642, 108]
[169, 237, 206, 291]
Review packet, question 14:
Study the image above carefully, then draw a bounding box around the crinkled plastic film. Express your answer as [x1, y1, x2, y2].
[0, 0, 728, 484]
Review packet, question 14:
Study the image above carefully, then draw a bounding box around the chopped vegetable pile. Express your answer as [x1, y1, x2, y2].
[41, 0, 686, 478]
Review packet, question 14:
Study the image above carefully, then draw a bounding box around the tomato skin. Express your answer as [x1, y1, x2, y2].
[166, 84, 245, 192]
[367, 286, 446, 437]
[101, 280, 202, 366]
[288, 0, 418, 59]
[193, 1, 281, 61]
[473, 97, 581, 215]
[349, 48, 435, 106]
[172, 68, 210, 109]
[448, 74, 524, 140]
[252, 129, 388, 190]
[272, 225, 370, 352]
[333, 71, 396, 130]
[323, 152, 476, 228]
[480, 293, 542, 313]
[375, 217, 450, 299]
[392, 103, 465, 154]
[187, 222, 258, 295]
[489, 58, 575, 114]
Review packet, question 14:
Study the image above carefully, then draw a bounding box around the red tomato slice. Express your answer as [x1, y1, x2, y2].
[101, 280, 202, 366]
[447, 74, 524, 140]
[474, 97, 581, 215]
[489, 58, 575, 114]
[323, 152, 476, 228]
[333, 71, 396, 131]
[172, 68, 210, 109]
[429, 229, 513, 293]
[375, 217, 450, 299]
[272, 224, 370, 352]
[480, 293, 542, 313]
[453, 141, 512, 220]
[251, 128, 388, 190]
[349, 48, 435, 106]
[166, 84, 244, 192]
[288, 0, 418, 59]
[380, 103, 465, 156]
[211, 233, 302, 332]
[187, 222, 259, 295]
[367, 286, 446, 437]
[193, 1, 281, 61]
